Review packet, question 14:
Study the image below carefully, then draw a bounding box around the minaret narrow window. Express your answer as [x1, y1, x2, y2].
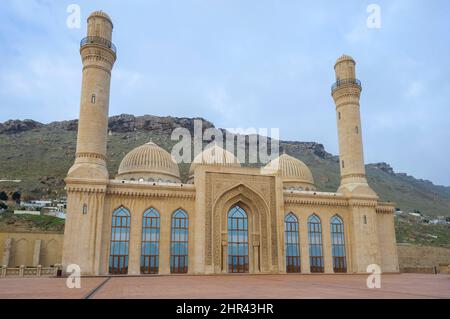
[355, 126, 359, 134]
[342, 160, 345, 169]
[338, 112, 341, 120]
[91, 94, 96, 104]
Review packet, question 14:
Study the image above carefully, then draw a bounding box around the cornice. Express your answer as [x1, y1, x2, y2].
[376, 202, 396, 214]
[283, 192, 348, 206]
[76, 152, 107, 162]
[283, 191, 382, 208]
[106, 180, 196, 199]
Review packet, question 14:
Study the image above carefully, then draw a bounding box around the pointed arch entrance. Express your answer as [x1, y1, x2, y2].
[211, 184, 273, 274]
[227, 205, 249, 273]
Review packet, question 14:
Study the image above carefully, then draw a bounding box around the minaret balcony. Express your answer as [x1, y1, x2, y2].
[80, 36, 117, 54]
[331, 78, 362, 94]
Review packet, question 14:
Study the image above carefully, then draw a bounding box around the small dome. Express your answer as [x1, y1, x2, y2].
[88, 11, 113, 25]
[117, 142, 181, 183]
[335, 54, 355, 67]
[188, 145, 240, 182]
[264, 154, 316, 190]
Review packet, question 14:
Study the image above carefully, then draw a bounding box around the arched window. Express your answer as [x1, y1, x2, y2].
[109, 207, 131, 275]
[170, 209, 189, 274]
[308, 214, 324, 273]
[141, 208, 160, 274]
[331, 215, 347, 273]
[228, 205, 249, 273]
[285, 213, 301, 273]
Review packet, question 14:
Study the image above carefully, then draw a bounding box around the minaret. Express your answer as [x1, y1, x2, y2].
[67, 11, 116, 180]
[63, 11, 116, 276]
[331, 55, 376, 197]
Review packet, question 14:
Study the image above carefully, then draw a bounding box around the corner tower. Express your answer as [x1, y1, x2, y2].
[331, 55, 375, 197]
[67, 11, 116, 180]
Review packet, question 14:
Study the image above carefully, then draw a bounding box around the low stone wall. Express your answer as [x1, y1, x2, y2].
[397, 244, 450, 274]
[0, 231, 64, 267]
[0, 265, 61, 278]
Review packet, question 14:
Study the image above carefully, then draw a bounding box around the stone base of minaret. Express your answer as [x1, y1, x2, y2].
[67, 161, 109, 181]
[337, 183, 378, 198]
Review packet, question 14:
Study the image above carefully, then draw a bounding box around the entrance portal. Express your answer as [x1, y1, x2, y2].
[227, 205, 249, 273]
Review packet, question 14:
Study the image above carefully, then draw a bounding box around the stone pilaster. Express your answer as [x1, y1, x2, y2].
[33, 240, 42, 267]
[128, 211, 141, 275]
[2, 238, 12, 266]
[322, 220, 334, 273]
[299, 219, 310, 273]
[159, 213, 170, 275]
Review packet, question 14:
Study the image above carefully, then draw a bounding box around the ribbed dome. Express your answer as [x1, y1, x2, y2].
[88, 11, 112, 23]
[188, 145, 241, 182]
[335, 54, 355, 66]
[264, 154, 316, 190]
[117, 142, 181, 183]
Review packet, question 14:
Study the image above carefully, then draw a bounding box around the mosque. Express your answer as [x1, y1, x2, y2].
[62, 11, 399, 276]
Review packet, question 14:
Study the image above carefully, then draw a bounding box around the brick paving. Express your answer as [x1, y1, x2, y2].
[0, 274, 448, 299]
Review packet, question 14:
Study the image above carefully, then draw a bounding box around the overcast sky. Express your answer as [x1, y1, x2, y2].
[0, 0, 449, 186]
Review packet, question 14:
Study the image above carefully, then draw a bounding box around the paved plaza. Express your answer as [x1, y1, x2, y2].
[0, 274, 448, 299]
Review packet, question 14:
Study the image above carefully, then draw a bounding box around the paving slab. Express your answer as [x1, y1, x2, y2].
[0, 274, 448, 299]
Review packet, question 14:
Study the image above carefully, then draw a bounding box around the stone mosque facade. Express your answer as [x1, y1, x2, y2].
[62, 11, 399, 276]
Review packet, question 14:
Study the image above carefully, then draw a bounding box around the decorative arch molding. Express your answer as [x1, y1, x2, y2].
[171, 207, 189, 217]
[285, 211, 299, 219]
[143, 206, 160, 216]
[331, 214, 344, 223]
[210, 183, 273, 273]
[113, 205, 131, 213]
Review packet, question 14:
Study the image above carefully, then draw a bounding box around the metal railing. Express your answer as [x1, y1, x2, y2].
[331, 78, 362, 93]
[80, 36, 117, 54]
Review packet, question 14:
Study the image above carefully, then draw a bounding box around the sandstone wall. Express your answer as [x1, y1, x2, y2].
[397, 244, 450, 274]
[0, 232, 64, 267]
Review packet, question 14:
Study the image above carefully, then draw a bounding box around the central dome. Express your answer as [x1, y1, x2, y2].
[117, 142, 181, 183]
[188, 145, 240, 183]
[264, 154, 316, 191]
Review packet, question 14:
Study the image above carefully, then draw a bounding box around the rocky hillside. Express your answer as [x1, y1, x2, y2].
[1, 114, 450, 217]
